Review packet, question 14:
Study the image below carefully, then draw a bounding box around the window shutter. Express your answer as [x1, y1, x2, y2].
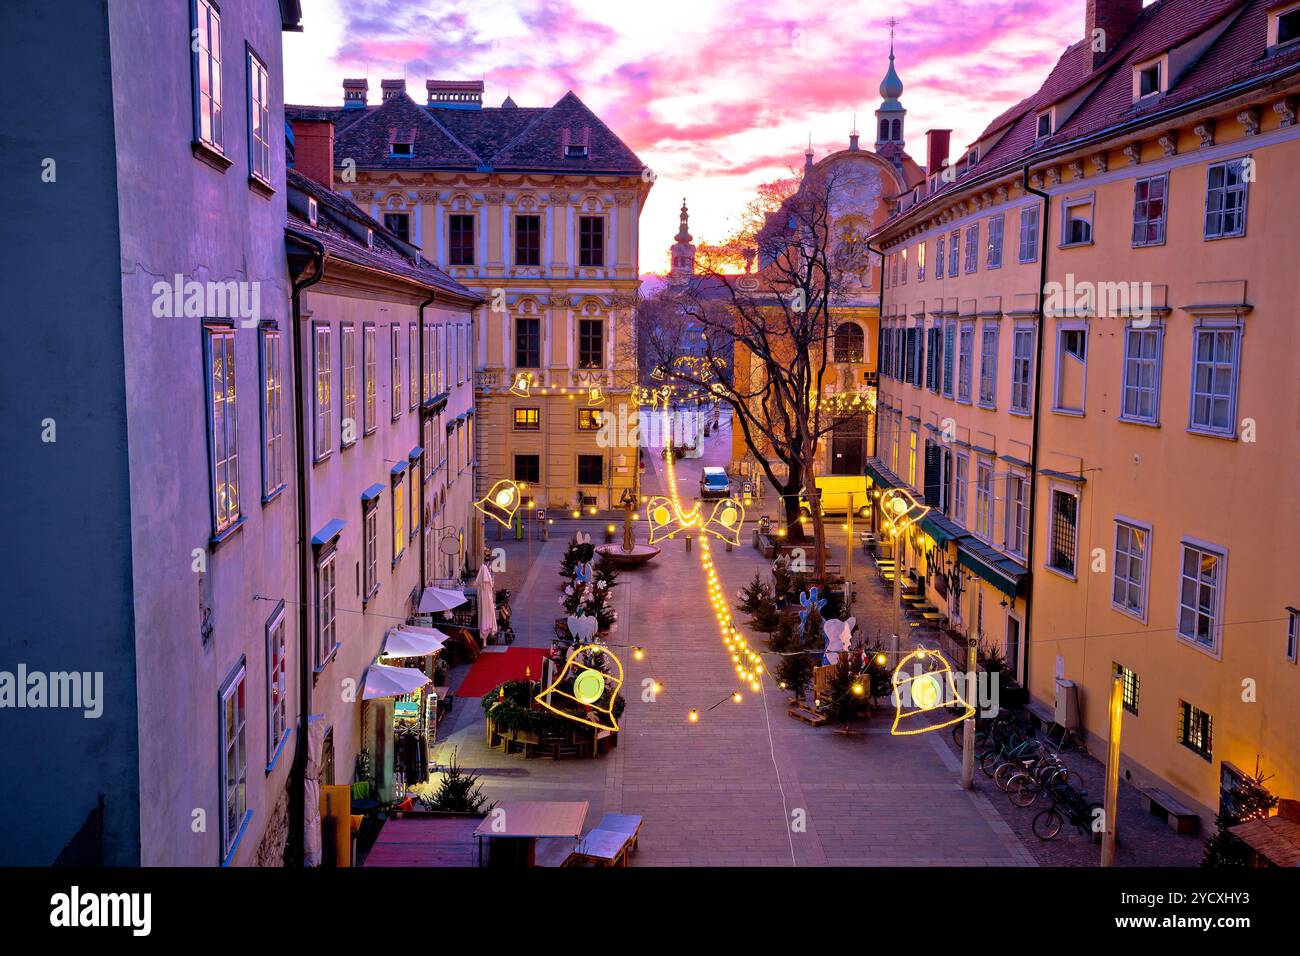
[924, 441, 942, 506]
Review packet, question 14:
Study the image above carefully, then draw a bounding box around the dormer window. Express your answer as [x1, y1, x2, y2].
[366, 228, 374, 249]
[1139, 64, 1160, 97]
[1271, 4, 1300, 48]
[1036, 111, 1053, 140]
[308, 197, 318, 227]
[562, 126, 591, 159]
[389, 128, 416, 158]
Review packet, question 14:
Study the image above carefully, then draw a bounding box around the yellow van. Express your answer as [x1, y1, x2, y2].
[798, 475, 871, 519]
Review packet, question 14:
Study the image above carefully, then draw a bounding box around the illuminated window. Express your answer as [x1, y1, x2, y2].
[514, 407, 540, 431]
[1178, 700, 1213, 760]
[577, 408, 604, 431]
[363, 324, 377, 435]
[259, 329, 284, 497]
[393, 472, 405, 561]
[205, 326, 240, 535]
[1114, 663, 1139, 715]
[408, 324, 418, 411]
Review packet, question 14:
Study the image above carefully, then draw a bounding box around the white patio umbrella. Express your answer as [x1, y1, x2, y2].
[361, 662, 432, 700]
[380, 626, 448, 659]
[418, 586, 467, 614]
[475, 563, 498, 641]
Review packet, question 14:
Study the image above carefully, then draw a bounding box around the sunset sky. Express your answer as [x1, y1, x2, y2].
[284, 0, 1093, 274]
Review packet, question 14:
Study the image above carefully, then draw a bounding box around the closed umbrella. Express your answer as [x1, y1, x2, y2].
[475, 563, 498, 641]
[361, 663, 432, 700]
[380, 626, 448, 659]
[418, 586, 467, 614]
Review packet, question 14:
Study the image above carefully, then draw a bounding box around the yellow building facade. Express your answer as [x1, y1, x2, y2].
[871, 0, 1300, 826]
[291, 79, 650, 513]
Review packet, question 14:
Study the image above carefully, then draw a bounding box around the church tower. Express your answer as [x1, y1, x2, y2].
[669, 198, 696, 282]
[874, 21, 907, 164]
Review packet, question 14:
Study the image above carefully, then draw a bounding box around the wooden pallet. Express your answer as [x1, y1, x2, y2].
[787, 703, 829, 726]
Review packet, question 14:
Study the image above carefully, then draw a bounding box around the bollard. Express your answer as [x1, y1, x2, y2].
[726, 541, 733, 552]
[685, 535, 693, 553]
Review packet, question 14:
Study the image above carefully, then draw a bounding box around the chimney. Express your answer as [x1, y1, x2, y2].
[292, 119, 335, 190]
[1086, 0, 1142, 70]
[342, 78, 368, 109]
[380, 78, 407, 102]
[426, 79, 484, 110]
[925, 129, 951, 178]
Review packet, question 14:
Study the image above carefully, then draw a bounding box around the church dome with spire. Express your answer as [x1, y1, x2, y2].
[875, 21, 907, 155]
[879, 52, 904, 106]
[669, 198, 696, 282]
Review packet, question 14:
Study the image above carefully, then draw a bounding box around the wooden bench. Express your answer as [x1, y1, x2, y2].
[1139, 787, 1201, 834]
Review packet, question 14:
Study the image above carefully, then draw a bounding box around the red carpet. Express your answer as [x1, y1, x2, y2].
[456, 647, 549, 697]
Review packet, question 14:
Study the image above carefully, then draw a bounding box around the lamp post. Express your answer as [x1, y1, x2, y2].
[1101, 671, 1124, 866]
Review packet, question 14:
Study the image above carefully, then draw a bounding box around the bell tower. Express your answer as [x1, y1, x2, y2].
[669, 198, 696, 282]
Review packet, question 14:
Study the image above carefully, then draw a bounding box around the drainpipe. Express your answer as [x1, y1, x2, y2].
[866, 239, 886, 465]
[1020, 165, 1051, 696]
[417, 288, 436, 589]
[285, 231, 325, 867]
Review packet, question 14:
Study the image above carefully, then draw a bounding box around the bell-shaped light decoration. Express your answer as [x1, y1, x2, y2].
[890, 647, 975, 736]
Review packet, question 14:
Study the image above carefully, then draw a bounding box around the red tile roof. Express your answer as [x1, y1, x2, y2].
[881, 0, 1300, 232]
[286, 90, 645, 175]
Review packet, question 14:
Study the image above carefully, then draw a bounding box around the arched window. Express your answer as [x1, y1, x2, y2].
[879, 119, 889, 140]
[891, 119, 901, 141]
[834, 323, 866, 363]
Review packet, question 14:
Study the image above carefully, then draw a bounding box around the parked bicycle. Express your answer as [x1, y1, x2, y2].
[1031, 781, 1103, 841]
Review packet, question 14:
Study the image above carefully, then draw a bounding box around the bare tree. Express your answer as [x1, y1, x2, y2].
[641, 166, 874, 580]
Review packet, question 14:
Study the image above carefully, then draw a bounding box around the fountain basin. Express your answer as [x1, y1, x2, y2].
[595, 543, 661, 568]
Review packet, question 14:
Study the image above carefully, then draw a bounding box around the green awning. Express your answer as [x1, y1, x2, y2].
[957, 540, 1027, 597]
[863, 459, 898, 490]
[919, 511, 967, 549]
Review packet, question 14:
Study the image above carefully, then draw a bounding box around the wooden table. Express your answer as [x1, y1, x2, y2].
[473, 800, 589, 867]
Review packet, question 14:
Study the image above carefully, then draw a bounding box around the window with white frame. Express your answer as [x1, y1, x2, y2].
[410, 458, 421, 538]
[975, 460, 993, 540]
[363, 496, 378, 601]
[363, 324, 377, 435]
[948, 230, 960, 277]
[1018, 206, 1039, 263]
[1178, 541, 1225, 652]
[964, 223, 978, 273]
[1204, 158, 1250, 239]
[1054, 326, 1087, 414]
[265, 605, 287, 762]
[315, 550, 337, 667]
[1036, 111, 1052, 139]
[393, 471, 406, 560]
[193, 0, 223, 152]
[1132, 174, 1168, 246]
[957, 323, 974, 402]
[390, 325, 402, 419]
[900, 247, 908, 285]
[313, 324, 332, 459]
[408, 324, 418, 411]
[260, 329, 283, 497]
[1113, 519, 1149, 619]
[979, 325, 998, 407]
[934, 237, 943, 280]
[952, 453, 968, 527]
[247, 49, 270, 183]
[1189, 326, 1240, 435]
[1287, 608, 1298, 663]
[916, 241, 926, 282]
[1062, 197, 1093, 245]
[218, 661, 247, 860]
[1047, 488, 1078, 576]
[1005, 472, 1028, 557]
[1010, 327, 1034, 414]
[341, 324, 357, 446]
[1121, 326, 1162, 423]
[206, 326, 240, 535]
[986, 214, 1004, 269]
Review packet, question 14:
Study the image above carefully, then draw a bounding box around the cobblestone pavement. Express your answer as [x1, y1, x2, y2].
[431, 411, 1201, 866]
